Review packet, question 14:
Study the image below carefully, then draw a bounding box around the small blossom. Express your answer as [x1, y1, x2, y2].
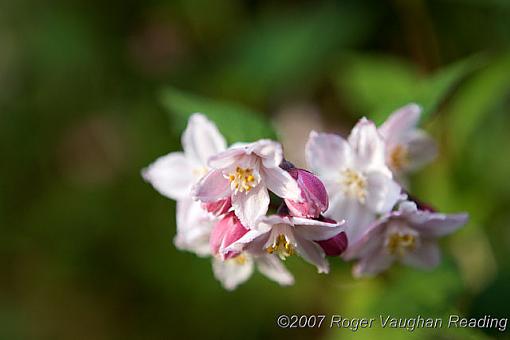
[226, 215, 345, 273]
[347, 200, 468, 277]
[212, 253, 294, 291]
[285, 168, 329, 218]
[142, 113, 226, 200]
[193, 140, 302, 227]
[378, 104, 437, 176]
[317, 231, 348, 256]
[306, 118, 401, 247]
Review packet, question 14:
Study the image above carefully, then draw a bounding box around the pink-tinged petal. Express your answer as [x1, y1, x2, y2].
[316, 232, 348, 256]
[264, 167, 301, 201]
[232, 184, 270, 227]
[208, 147, 245, 169]
[353, 251, 394, 278]
[326, 193, 376, 246]
[248, 140, 283, 168]
[403, 130, 438, 171]
[210, 212, 248, 259]
[294, 235, 330, 273]
[181, 113, 227, 165]
[305, 131, 353, 177]
[402, 241, 441, 269]
[256, 255, 295, 286]
[224, 229, 269, 256]
[212, 257, 254, 291]
[193, 169, 230, 202]
[409, 211, 469, 237]
[174, 199, 214, 257]
[142, 152, 195, 200]
[342, 218, 387, 260]
[202, 197, 232, 216]
[365, 171, 401, 214]
[378, 104, 421, 143]
[348, 118, 387, 172]
[285, 168, 328, 218]
[292, 217, 344, 241]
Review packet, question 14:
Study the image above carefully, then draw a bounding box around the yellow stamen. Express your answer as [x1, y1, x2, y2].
[226, 167, 257, 194]
[389, 144, 409, 172]
[266, 234, 295, 260]
[341, 168, 368, 203]
[386, 232, 417, 256]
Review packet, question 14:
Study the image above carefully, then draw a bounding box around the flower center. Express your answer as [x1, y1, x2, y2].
[341, 168, 367, 203]
[385, 232, 417, 256]
[233, 254, 247, 265]
[389, 144, 409, 172]
[266, 234, 295, 260]
[227, 167, 257, 194]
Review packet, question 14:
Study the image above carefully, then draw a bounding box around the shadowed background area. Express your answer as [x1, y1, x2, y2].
[1, 0, 510, 339]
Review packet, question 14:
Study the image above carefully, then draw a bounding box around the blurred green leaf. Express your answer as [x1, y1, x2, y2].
[204, 3, 374, 102]
[160, 87, 277, 143]
[335, 54, 482, 124]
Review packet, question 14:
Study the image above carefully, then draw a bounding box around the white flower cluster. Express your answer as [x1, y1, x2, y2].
[143, 104, 468, 290]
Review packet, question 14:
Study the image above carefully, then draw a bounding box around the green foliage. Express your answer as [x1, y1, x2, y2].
[160, 87, 277, 143]
[335, 54, 482, 123]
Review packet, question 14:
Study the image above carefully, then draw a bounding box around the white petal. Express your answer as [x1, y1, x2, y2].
[326, 193, 376, 246]
[142, 152, 195, 200]
[353, 252, 394, 278]
[212, 257, 254, 291]
[174, 199, 214, 257]
[232, 184, 270, 227]
[348, 118, 388, 172]
[378, 103, 421, 143]
[365, 171, 401, 214]
[223, 229, 268, 255]
[182, 113, 227, 165]
[193, 169, 230, 202]
[256, 255, 295, 286]
[409, 211, 468, 237]
[402, 241, 441, 269]
[292, 217, 344, 241]
[248, 139, 283, 168]
[208, 147, 244, 169]
[403, 130, 438, 172]
[305, 131, 353, 178]
[294, 234, 329, 273]
[263, 167, 301, 201]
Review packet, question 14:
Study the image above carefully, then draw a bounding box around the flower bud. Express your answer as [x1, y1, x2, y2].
[285, 168, 328, 218]
[210, 212, 248, 260]
[316, 231, 348, 256]
[202, 197, 231, 216]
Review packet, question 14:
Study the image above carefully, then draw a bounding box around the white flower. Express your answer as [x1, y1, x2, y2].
[226, 215, 344, 273]
[174, 198, 215, 257]
[193, 140, 301, 227]
[348, 200, 468, 277]
[378, 104, 437, 176]
[212, 253, 294, 291]
[142, 113, 227, 200]
[305, 118, 402, 246]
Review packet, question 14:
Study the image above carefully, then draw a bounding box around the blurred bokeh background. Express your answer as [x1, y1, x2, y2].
[1, 0, 510, 339]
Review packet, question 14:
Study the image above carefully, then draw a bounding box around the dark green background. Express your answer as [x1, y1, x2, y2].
[1, 0, 509, 339]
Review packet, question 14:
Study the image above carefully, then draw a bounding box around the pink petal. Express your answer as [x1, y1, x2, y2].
[193, 169, 230, 202]
[402, 241, 441, 269]
[348, 117, 387, 172]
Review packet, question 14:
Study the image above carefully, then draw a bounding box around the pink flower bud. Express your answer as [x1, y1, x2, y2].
[202, 197, 231, 216]
[316, 231, 348, 256]
[210, 212, 248, 260]
[285, 168, 328, 218]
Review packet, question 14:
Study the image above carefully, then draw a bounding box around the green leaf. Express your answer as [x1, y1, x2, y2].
[160, 87, 277, 143]
[335, 53, 483, 124]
